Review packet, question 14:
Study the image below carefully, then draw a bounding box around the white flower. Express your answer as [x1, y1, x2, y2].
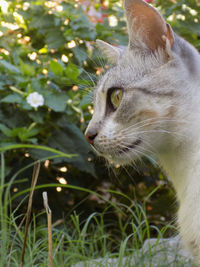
[26, 92, 44, 108]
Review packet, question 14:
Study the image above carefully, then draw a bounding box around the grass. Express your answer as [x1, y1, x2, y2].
[0, 149, 197, 267]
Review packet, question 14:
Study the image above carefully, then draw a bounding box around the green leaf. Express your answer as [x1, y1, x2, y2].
[31, 14, 55, 29]
[1, 94, 22, 104]
[0, 124, 12, 137]
[11, 127, 40, 142]
[79, 92, 93, 108]
[64, 62, 79, 81]
[0, 81, 5, 90]
[28, 111, 44, 124]
[71, 14, 93, 30]
[63, 28, 73, 41]
[50, 60, 64, 76]
[19, 59, 35, 76]
[45, 93, 68, 112]
[49, 122, 96, 177]
[73, 46, 88, 64]
[0, 60, 20, 74]
[46, 29, 65, 49]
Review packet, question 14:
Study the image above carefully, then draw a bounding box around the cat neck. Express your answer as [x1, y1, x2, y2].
[158, 130, 200, 203]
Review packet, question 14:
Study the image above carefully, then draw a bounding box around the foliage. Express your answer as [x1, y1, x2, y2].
[0, 0, 124, 213]
[0, 0, 199, 244]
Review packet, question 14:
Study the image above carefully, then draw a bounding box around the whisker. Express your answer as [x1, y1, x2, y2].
[122, 129, 185, 140]
[95, 52, 107, 69]
[131, 116, 185, 126]
[122, 117, 186, 132]
[81, 69, 96, 87]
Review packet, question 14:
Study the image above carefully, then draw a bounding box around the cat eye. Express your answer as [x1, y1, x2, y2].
[109, 89, 123, 110]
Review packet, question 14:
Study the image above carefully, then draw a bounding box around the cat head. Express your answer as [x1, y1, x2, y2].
[85, 0, 199, 165]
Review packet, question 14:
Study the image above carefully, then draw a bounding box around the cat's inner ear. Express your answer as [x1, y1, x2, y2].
[124, 0, 174, 54]
[96, 39, 122, 64]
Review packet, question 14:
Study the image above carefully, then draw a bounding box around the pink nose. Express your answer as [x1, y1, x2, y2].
[85, 131, 97, 145]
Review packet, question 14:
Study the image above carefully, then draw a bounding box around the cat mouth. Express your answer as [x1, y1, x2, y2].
[118, 139, 142, 154]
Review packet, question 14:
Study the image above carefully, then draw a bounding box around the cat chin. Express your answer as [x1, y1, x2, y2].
[93, 139, 143, 165]
[98, 139, 143, 165]
[103, 151, 139, 166]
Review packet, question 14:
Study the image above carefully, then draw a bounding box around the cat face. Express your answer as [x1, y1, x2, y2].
[85, 0, 198, 165]
[86, 51, 177, 164]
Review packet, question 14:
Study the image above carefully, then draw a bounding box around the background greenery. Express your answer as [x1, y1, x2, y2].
[0, 0, 199, 265]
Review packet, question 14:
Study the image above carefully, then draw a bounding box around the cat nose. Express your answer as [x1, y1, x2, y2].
[85, 130, 98, 145]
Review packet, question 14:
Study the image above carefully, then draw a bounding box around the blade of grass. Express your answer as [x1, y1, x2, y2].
[11, 184, 126, 216]
[7, 215, 26, 267]
[0, 152, 7, 267]
[0, 143, 76, 158]
[53, 233, 64, 259]
[43, 192, 53, 267]
[20, 162, 40, 267]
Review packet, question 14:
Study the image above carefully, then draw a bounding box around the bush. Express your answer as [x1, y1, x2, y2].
[0, 0, 199, 234]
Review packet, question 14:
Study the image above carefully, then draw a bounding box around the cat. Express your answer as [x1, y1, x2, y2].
[85, 0, 200, 263]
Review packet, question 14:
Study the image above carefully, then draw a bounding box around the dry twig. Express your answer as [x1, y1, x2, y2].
[20, 162, 40, 267]
[43, 191, 53, 267]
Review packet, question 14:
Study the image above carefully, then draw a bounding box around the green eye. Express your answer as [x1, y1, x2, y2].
[110, 89, 123, 110]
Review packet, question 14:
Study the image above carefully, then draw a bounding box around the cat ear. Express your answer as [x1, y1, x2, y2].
[124, 0, 174, 55]
[96, 39, 122, 64]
